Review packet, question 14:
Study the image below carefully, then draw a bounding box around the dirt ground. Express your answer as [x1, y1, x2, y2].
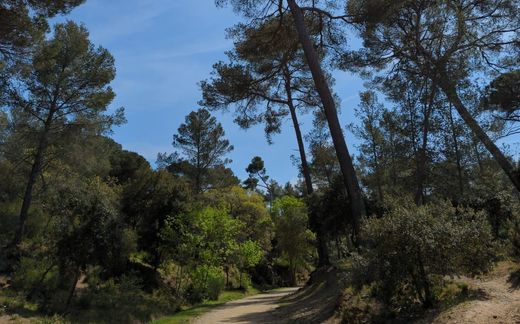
[194, 267, 343, 324]
[192, 288, 299, 324]
[194, 263, 520, 324]
[422, 262, 520, 324]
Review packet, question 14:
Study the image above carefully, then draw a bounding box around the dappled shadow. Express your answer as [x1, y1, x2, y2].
[507, 269, 520, 290]
[408, 287, 490, 324]
[223, 309, 285, 323]
[267, 267, 342, 323]
[216, 290, 307, 324]
[0, 297, 42, 322]
[470, 288, 491, 301]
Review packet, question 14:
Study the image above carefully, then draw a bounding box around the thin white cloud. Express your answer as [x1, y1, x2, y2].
[80, 0, 180, 43]
[147, 41, 232, 61]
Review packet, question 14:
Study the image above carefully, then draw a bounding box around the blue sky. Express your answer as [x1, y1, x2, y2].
[53, 0, 365, 184]
[55, 0, 518, 184]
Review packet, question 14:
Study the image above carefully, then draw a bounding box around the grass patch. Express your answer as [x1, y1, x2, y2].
[153, 288, 259, 324]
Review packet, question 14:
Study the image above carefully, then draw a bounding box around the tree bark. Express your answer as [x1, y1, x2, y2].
[11, 108, 55, 247]
[64, 269, 80, 312]
[414, 85, 435, 205]
[447, 104, 465, 198]
[282, 64, 313, 196]
[366, 119, 384, 202]
[436, 77, 520, 193]
[282, 63, 329, 265]
[287, 0, 366, 244]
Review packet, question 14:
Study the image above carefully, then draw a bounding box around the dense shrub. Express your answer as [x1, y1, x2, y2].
[355, 200, 496, 309]
[77, 273, 179, 323]
[185, 265, 226, 303]
[272, 197, 316, 286]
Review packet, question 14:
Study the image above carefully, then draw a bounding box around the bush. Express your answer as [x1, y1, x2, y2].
[357, 200, 496, 310]
[185, 265, 225, 304]
[11, 257, 60, 301]
[77, 273, 179, 323]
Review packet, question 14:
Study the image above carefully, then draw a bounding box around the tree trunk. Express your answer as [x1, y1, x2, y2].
[225, 265, 230, 288]
[282, 63, 329, 266]
[414, 86, 435, 205]
[64, 269, 80, 312]
[437, 77, 520, 193]
[287, 0, 366, 244]
[373, 150, 384, 203]
[335, 235, 341, 258]
[11, 109, 55, 247]
[472, 137, 485, 175]
[368, 131, 384, 202]
[27, 264, 55, 300]
[417, 249, 433, 308]
[282, 64, 313, 196]
[448, 104, 465, 198]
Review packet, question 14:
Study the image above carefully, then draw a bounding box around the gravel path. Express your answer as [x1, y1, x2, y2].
[193, 287, 299, 324]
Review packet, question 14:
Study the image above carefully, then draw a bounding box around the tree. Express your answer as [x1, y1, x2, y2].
[234, 240, 264, 288]
[346, 0, 520, 192]
[358, 200, 496, 308]
[243, 156, 275, 206]
[161, 108, 234, 193]
[216, 0, 367, 243]
[48, 177, 129, 311]
[6, 22, 121, 247]
[201, 17, 323, 198]
[0, 0, 84, 65]
[202, 16, 336, 263]
[483, 70, 520, 139]
[287, 0, 366, 242]
[272, 196, 316, 285]
[351, 91, 386, 202]
[202, 186, 272, 288]
[160, 206, 243, 300]
[202, 186, 273, 252]
[485, 70, 520, 117]
[306, 111, 340, 189]
[120, 168, 191, 271]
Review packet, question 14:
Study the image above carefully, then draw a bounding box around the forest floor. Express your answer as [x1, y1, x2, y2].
[417, 261, 520, 324]
[2, 262, 519, 323]
[187, 262, 520, 324]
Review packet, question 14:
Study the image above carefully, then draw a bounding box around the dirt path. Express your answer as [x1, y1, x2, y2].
[193, 287, 299, 324]
[431, 263, 520, 324]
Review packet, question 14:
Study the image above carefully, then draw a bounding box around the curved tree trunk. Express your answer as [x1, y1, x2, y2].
[436, 76, 520, 193]
[282, 63, 329, 265]
[287, 0, 366, 244]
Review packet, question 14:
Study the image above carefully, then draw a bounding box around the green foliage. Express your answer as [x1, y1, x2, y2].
[161, 207, 241, 267]
[272, 196, 316, 285]
[15, 21, 120, 128]
[3, 0, 520, 322]
[483, 70, 520, 115]
[48, 177, 131, 275]
[159, 108, 234, 193]
[77, 273, 179, 323]
[11, 257, 59, 294]
[0, 0, 84, 67]
[357, 200, 496, 309]
[185, 265, 226, 303]
[236, 240, 264, 269]
[202, 186, 273, 251]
